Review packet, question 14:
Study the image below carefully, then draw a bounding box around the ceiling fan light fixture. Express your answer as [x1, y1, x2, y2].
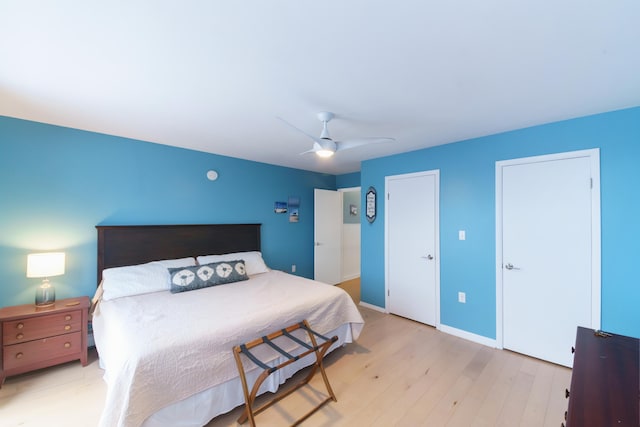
[316, 149, 335, 158]
[279, 111, 394, 158]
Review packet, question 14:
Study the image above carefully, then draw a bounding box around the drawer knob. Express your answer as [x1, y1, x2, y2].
[16, 352, 24, 359]
[65, 315, 72, 321]
[64, 325, 71, 331]
[16, 333, 24, 340]
[64, 342, 71, 349]
[565, 388, 570, 398]
[17, 322, 24, 329]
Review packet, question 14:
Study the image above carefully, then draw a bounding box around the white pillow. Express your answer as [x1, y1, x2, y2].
[196, 251, 269, 276]
[102, 257, 196, 301]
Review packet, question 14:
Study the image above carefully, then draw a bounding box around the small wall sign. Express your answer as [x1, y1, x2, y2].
[366, 186, 377, 223]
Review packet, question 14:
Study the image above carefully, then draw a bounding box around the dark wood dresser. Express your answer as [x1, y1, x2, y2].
[565, 326, 639, 426]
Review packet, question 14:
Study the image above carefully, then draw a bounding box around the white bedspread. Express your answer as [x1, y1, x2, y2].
[92, 271, 364, 427]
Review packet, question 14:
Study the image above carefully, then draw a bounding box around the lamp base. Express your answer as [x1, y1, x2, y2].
[35, 281, 56, 307]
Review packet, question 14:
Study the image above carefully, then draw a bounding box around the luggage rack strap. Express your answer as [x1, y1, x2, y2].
[239, 343, 274, 373]
[261, 335, 298, 362]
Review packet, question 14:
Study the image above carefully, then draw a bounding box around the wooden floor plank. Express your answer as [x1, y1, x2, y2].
[494, 369, 535, 425]
[542, 364, 572, 426]
[444, 347, 509, 426]
[396, 338, 483, 425]
[519, 359, 555, 426]
[469, 350, 525, 426]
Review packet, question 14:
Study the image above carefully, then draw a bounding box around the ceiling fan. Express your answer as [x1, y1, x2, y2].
[279, 112, 395, 158]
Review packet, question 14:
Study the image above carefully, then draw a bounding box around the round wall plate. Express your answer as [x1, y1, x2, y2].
[206, 170, 219, 181]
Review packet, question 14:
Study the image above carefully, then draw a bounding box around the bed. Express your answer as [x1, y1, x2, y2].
[91, 224, 364, 427]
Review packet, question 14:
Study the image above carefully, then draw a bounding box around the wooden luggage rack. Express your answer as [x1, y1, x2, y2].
[232, 320, 338, 426]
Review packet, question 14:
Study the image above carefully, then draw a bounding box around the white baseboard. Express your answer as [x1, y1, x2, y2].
[438, 324, 497, 348]
[358, 301, 386, 313]
[357, 303, 496, 348]
[341, 274, 360, 282]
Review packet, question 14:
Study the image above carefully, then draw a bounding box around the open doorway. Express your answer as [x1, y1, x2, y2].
[339, 187, 361, 304]
[313, 187, 361, 304]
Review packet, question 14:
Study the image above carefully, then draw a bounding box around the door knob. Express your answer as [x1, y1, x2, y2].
[505, 263, 521, 270]
[421, 254, 434, 260]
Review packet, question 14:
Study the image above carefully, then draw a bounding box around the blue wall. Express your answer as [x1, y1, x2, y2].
[4, 107, 639, 340]
[361, 107, 640, 339]
[336, 172, 360, 189]
[0, 117, 336, 307]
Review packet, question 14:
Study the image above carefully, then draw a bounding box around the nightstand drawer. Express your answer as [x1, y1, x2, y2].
[2, 331, 82, 370]
[2, 311, 82, 345]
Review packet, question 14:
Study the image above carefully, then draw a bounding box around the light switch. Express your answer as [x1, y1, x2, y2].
[459, 230, 466, 240]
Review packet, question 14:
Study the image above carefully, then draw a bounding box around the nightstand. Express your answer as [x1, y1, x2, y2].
[0, 296, 90, 387]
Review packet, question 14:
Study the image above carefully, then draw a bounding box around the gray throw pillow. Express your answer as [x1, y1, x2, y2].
[169, 260, 248, 293]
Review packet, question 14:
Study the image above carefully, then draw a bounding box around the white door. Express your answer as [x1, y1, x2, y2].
[497, 149, 601, 367]
[386, 170, 439, 326]
[314, 189, 342, 284]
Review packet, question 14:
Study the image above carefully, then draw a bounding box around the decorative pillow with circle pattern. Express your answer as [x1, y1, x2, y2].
[168, 260, 248, 293]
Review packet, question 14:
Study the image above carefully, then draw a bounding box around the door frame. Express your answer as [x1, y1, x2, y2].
[384, 169, 441, 328]
[495, 148, 601, 349]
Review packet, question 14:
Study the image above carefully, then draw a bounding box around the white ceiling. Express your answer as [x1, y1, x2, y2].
[1, 1, 639, 175]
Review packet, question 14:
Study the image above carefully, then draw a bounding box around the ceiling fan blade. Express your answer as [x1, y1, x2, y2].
[299, 142, 323, 155]
[277, 116, 326, 146]
[336, 137, 395, 151]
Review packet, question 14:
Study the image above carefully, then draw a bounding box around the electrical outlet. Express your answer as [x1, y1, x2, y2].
[458, 292, 466, 303]
[291, 264, 296, 273]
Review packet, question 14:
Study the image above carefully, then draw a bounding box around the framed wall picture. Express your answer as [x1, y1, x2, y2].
[366, 186, 376, 223]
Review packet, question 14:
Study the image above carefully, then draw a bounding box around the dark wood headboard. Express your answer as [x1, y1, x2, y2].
[96, 224, 261, 286]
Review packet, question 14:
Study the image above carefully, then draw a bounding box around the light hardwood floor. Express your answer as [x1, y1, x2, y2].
[0, 306, 571, 426]
[336, 277, 360, 305]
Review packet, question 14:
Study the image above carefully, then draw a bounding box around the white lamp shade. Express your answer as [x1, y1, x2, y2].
[26, 252, 66, 278]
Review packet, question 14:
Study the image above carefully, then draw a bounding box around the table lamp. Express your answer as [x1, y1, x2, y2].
[26, 252, 65, 307]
